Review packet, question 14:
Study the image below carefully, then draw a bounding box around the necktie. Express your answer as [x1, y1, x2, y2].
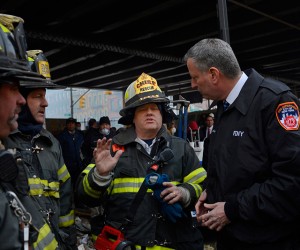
[223, 100, 230, 111]
[207, 127, 211, 136]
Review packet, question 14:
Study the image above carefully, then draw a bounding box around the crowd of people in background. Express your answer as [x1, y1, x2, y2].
[56, 116, 118, 187]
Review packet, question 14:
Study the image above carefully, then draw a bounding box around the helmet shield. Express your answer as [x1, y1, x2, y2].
[22, 50, 64, 89]
[119, 73, 169, 117]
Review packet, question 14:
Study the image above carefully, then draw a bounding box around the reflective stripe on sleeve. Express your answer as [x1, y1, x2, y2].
[32, 223, 58, 250]
[82, 164, 95, 175]
[183, 168, 206, 184]
[57, 164, 70, 183]
[59, 209, 75, 227]
[135, 245, 174, 250]
[83, 173, 101, 199]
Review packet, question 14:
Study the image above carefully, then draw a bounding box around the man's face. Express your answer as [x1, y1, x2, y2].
[66, 121, 76, 132]
[0, 82, 26, 138]
[187, 58, 215, 99]
[76, 122, 81, 130]
[133, 103, 162, 136]
[206, 116, 214, 128]
[99, 123, 110, 130]
[26, 88, 48, 124]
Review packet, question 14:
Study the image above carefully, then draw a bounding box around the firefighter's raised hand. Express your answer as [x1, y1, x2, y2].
[93, 138, 123, 176]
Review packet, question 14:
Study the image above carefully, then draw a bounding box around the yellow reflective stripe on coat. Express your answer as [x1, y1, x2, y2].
[28, 178, 60, 198]
[32, 223, 58, 250]
[183, 168, 206, 184]
[82, 164, 95, 175]
[57, 164, 70, 182]
[59, 209, 75, 227]
[111, 177, 146, 194]
[83, 173, 101, 199]
[189, 183, 203, 197]
[135, 245, 174, 250]
[183, 168, 206, 197]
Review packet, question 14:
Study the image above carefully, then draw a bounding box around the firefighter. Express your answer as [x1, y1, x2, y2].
[0, 13, 52, 249]
[2, 49, 77, 249]
[76, 73, 207, 249]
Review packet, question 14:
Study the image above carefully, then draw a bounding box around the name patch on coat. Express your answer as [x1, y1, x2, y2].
[276, 102, 299, 130]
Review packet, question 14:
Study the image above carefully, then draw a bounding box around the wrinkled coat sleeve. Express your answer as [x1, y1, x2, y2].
[175, 138, 207, 208]
[76, 164, 108, 207]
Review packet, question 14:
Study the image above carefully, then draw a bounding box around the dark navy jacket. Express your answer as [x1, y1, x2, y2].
[207, 68, 300, 244]
[58, 128, 84, 183]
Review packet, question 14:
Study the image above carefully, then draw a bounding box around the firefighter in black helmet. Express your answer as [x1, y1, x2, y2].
[0, 13, 45, 250]
[0, 14, 47, 84]
[3, 48, 77, 250]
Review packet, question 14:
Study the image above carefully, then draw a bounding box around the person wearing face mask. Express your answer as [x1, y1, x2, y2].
[98, 116, 115, 139]
[81, 116, 116, 169]
[167, 121, 177, 136]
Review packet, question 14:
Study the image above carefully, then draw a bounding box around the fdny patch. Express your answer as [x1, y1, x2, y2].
[276, 102, 299, 130]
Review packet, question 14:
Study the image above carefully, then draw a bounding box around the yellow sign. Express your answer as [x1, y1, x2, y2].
[79, 96, 86, 108]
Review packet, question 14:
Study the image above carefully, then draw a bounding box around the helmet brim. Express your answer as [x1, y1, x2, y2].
[19, 77, 66, 89]
[119, 96, 169, 117]
[0, 68, 65, 89]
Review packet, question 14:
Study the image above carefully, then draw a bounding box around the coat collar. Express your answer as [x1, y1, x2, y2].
[10, 128, 53, 146]
[210, 68, 264, 115]
[233, 68, 264, 115]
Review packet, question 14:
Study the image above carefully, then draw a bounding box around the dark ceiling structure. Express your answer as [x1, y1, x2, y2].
[1, 0, 300, 102]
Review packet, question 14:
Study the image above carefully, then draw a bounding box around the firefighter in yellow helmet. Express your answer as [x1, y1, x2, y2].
[2, 49, 77, 250]
[76, 73, 207, 249]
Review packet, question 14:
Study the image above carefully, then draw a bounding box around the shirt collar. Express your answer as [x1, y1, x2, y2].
[135, 137, 157, 154]
[225, 72, 248, 105]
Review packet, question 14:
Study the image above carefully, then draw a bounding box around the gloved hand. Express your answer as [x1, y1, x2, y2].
[145, 173, 186, 223]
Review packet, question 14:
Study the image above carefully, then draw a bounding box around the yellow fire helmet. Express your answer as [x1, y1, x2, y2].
[119, 73, 175, 125]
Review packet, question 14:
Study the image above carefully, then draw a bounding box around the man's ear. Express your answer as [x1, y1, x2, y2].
[209, 67, 219, 82]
